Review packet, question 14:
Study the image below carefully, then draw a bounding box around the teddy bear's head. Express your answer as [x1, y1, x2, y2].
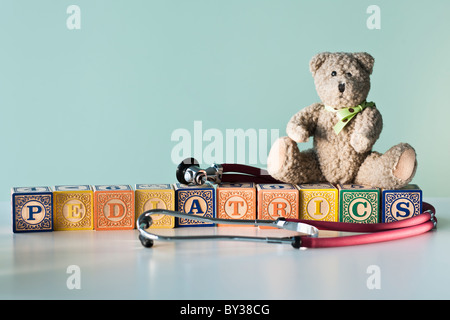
[309, 52, 374, 108]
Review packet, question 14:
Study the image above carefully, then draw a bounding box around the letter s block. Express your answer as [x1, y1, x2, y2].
[338, 184, 380, 223]
[93, 185, 135, 230]
[53, 185, 94, 231]
[174, 183, 215, 227]
[11, 187, 53, 233]
[297, 183, 338, 222]
[381, 184, 422, 223]
[216, 183, 256, 226]
[257, 184, 299, 222]
[135, 184, 175, 229]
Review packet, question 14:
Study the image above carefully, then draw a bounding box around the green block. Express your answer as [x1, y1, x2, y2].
[338, 184, 380, 223]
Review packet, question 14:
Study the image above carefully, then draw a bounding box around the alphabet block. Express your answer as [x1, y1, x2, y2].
[257, 184, 299, 222]
[11, 187, 53, 233]
[174, 183, 215, 227]
[381, 184, 422, 223]
[297, 183, 338, 222]
[135, 184, 175, 229]
[53, 185, 94, 231]
[338, 184, 380, 223]
[216, 182, 256, 226]
[93, 185, 135, 230]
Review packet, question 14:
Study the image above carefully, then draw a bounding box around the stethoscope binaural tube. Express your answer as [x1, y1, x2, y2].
[137, 203, 437, 249]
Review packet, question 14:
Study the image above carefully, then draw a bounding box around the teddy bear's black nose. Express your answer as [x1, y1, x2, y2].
[338, 83, 345, 93]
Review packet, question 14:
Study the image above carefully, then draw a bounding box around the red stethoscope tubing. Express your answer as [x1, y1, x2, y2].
[221, 163, 282, 184]
[290, 202, 436, 248]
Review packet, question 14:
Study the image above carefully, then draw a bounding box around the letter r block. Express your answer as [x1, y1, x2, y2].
[11, 187, 53, 233]
[93, 185, 135, 230]
[174, 183, 215, 227]
[257, 184, 299, 222]
[216, 183, 256, 226]
[338, 184, 380, 223]
[53, 185, 94, 231]
[381, 184, 422, 223]
[297, 183, 338, 222]
[135, 184, 175, 229]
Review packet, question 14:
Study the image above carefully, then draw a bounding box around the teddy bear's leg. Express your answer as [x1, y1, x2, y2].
[267, 136, 324, 184]
[354, 143, 417, 189]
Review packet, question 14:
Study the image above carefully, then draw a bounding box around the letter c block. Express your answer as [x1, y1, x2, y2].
[338, 184, 380, 223]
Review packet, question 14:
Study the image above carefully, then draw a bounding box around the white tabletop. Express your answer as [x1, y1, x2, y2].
[0, 198, 448, 300]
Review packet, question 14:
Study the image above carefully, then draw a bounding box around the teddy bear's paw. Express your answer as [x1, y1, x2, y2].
[286, 125, 310, 143]
[267, 137, 293, 177]
[350, 133, 373, 153]
[393, 146, 417, 181]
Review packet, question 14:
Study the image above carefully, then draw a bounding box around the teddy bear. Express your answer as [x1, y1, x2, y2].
[267, 52, 417, 189]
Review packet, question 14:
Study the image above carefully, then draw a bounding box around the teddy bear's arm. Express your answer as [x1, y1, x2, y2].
[286, 103, 322, 143]
[350, 106, 383, 153]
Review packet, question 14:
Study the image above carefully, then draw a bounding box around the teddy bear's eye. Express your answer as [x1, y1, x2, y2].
[346, 72, 352, 77]
[331, 71, 337, 76]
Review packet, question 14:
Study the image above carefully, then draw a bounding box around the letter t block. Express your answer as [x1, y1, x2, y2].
[216, 182, 256, 226]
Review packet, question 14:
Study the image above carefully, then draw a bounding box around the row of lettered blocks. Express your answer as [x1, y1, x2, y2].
[11, 182, 423, 233]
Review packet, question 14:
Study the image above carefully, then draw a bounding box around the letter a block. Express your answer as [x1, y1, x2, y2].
[297, 183, 338, 222]
[93, 185, 135, 230]
[338, 184, 380, 223]
[216, 183, 256, 226]
[174, 183, 215, 227]
[53, 185, 94, 231]
[257, 184, 299, 221]
[381, 184, 422, 223]
[135, 184, 175, 229]
[11, 187, 53, 233]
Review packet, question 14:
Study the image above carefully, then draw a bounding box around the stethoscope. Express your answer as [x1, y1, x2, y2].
[137, 158, 437, 249]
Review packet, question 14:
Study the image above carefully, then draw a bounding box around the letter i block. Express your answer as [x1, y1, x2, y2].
[381, 184, 422, 223]
[53, 185, 94, 231]
[257, 184, 299, 221]
[11, 187, 53, 233]
[216, 183, 256, 226]
[135, 184, 175, 229]
[297, 183, 338, 222]
[338, 184, 380, 223]
[93, 185, 135, 230]
[174, 183, 215, 227]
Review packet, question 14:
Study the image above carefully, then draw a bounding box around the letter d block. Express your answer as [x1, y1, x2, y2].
[216, 183, 256, 226]
[297, 183, 338, 222]
[135, 184, 175, 229]
[338, 184, 380, 223]
[11, 187, 53, 233]
[93, 185, 135, 230]
[381, 184, 422, 223]
[257, 184, 299, 222]
[53, 185, 94, 231]
[174, 183, 215, 227]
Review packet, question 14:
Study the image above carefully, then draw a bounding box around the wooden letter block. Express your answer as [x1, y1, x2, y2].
[135, 184, 175, 229]
[338, 184, 380, 223]
[53, 185, 94, 231]
[297, 183, 338, 222]
[174, 183, 215, 227]
[216, 182, 256, 226]
[381, 184, 422, 223]
[11, 186, 53, 233]
[93, 185, 135, 230]
[257, 184, 299, 221]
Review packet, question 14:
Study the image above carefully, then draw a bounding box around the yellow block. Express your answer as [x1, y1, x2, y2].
[297, 183, 338, 222]
[135, 184, 175, 229]
[53, 185, 94, 231]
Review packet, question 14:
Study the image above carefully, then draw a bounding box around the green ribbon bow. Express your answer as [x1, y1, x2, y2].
[324, 101, 375, 134]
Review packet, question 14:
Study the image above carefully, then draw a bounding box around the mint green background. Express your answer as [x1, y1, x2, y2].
[1, 0, 449, 201]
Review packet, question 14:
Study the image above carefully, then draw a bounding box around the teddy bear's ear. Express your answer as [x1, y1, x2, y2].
[309, 52, 330, 76]
[352, 52, 375, 75]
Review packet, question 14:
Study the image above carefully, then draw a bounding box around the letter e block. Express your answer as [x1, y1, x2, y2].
[53, 185, 94, 231]
[338, 184, 380, 223]
[135, 184, 175, 229]
[216, 183, 256, 226]
[257, 184, 299, 222]
[297, 183, 338, 222]
[381, 184, 422, 223]
[174, 183, 215, 227]
[11, 187, 53, 233]
[93, 185, 135, 230]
